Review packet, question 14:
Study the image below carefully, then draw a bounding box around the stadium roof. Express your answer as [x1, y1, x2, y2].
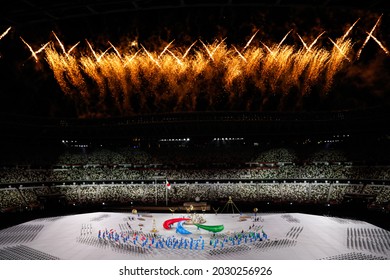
[1, 107, 389, 140]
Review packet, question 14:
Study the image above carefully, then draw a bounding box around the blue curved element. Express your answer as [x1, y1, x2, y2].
[176, 221, 192, 235]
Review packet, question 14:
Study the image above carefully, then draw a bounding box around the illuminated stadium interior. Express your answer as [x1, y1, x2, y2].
[0, 1, 389, 260]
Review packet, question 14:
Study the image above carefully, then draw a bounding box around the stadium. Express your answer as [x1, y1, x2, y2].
[0, 0, 389, 260]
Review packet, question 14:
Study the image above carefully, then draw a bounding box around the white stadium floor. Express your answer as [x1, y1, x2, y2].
[0, 212, 389, 260]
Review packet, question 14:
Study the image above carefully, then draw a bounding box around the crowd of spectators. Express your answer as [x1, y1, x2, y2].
[251, 148, 298, 163]
[1, 142, 389, 167]
[0, 188, 26, 211]
[1, 182, 389, 212]
[56, 148, 154, 166]
[1, 164, 389, 184]
[1, 145, 389, 212]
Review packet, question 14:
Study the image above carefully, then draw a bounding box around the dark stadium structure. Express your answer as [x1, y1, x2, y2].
[0, 0, 389, 241]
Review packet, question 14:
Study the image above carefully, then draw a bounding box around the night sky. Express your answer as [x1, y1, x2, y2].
[0, 3, 389, 118]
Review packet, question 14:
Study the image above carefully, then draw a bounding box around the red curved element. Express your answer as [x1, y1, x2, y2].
[163, 218, 191, 230]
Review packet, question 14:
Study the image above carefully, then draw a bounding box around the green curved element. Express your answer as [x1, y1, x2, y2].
[194, 224, 224, 233]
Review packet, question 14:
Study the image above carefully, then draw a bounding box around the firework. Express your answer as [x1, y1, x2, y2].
[232, 45, 247, 62]
[123, 49, 141, 66]
[0, 27, 11, 41]
[67, 42, 80, 56]
[43, 36, 354, 116]
[108, 41, 122, 59]
[365, 32, 389, 56]
[307, 31, 326, 52]
[243, 30, 259, 50]
[342, 18, 360, 41]
[356, 15, 382, 59]
[182, 40, 197, 59]
[141, 44, 160, 67]
[298, 31, 325, 53]
[277, 29, 293, 50]
[158, 40, 175, 58]
[38, 17, 387, 117]
[297, 34, 310, 52]
[52, 32, 67, 55]
[328, 38, 351, 62]
[20, 37, 50, 62]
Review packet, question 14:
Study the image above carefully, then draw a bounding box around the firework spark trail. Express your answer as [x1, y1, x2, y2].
[123, 49, 141, 66]
[224, 54, 244, 90]
[328, 37, 351, 62]
[210, 38, 226, 57]
[289, 49, 312, 89]
[166, 49, 183, 65]
[199, 40, 214, 61]
[81, 57, 102, 88]
[267, 46, 294, 93]
[86, 40, 99, 61]
[141, 44, 161, 67]
[303, 49, 330, 94]
[277, 29, 293, 50]
[101, 56, 121, 110]
[158, 40, 175, 59]
[260, 42, 275, 57]
[232, 45, 247, 62]
[67, 42, 80, 56]
[97, 46, 112, 62]
[0, 27, 11, 41]
[297, 34, 310, 52]
[20, 37, 50, 62]
[98, 54, 124, 113]
[356, 15, 382, 59]
[244, 30, 259, 50]
[52, 32, 67, 55]
[365, 32, 389, 55]
[45, 45, 71, 93]
[342, 18, 360, 41]
[243, 48, 264, 73]
[35, 42, 51, 55]
[182, 40, 197, 59]
[20, 37, 38, 61]
[324, 38, 352, 92]
[307, 31, 326, 52]
[108, 41, 122, 59]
